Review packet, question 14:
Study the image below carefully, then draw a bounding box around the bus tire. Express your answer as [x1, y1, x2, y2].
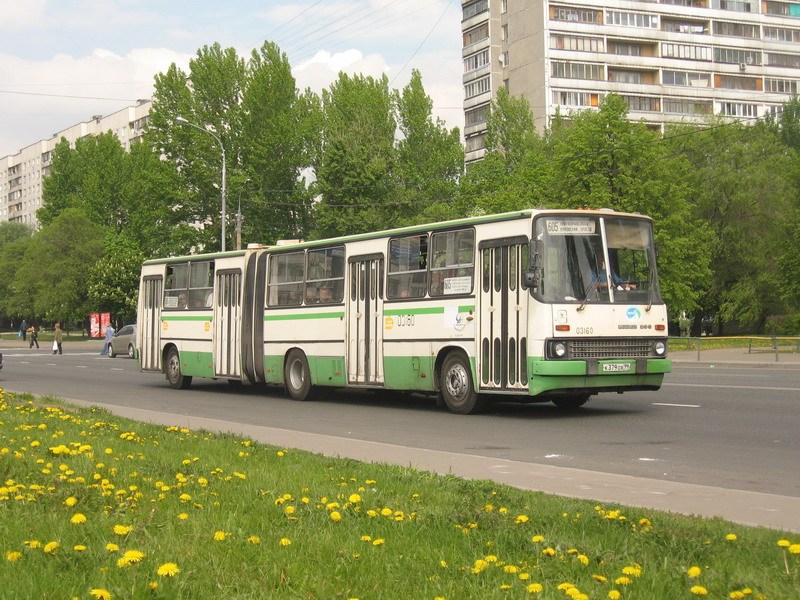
[440, 353, 486, 415]
[284, 350, 318, 401]
[166, 348, 192, 390]
[552, 395, 590, 409]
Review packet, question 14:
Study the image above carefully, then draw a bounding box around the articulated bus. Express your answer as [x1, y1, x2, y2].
[137, 209, 671, 414]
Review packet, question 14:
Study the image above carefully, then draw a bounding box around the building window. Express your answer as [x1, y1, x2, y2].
[764, 26, 800, 42]
[714, 47, 761, 65]
[608, 42, 644, 56]
[606, 10, 658, 28]
[622, 95, 661, 112]
[719, 102, 757, 117]
[501, 24, 508, 41]
[465, 104, 489, 127]
[662, 43, 712, 61]
[714, 21, 759, 38]
[767, 52, 800, 68]
[662, 19, 708, 34]
[663, 99, 713, 114]
[663, 70, 711, 87]
[609, 70, 644, 84]
[720, 0, 751, 11]
[716, 74, 761, 90]
[551, 60, 604, 80]
[462, 0, 489, 20]
[550, 5, 601, 24]
[465, 134, 486, 152]
[550, 34, 604, 52]
[465, 76, 491, 98]
[464, 49, 490, 73]
[765, 77, 799, 93]
[552, 90, 600, 106]
[764, 1, 800, 16]
[463, 23, 489, 47]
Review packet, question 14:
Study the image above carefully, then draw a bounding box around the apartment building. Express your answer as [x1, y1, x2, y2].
[0, 99, 152, 227]
[462, 0, 800, 162]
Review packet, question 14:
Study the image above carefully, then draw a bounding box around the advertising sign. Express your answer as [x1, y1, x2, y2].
[90, 313, 100, 338]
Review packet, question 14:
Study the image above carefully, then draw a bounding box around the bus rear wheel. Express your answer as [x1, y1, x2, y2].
[285, 350, 320, 401]
[166, 348, 192, 389]
[440, 353, 486, 415]
[551, 395, 590, 409]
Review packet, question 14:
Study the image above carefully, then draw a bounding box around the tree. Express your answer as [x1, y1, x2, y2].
[148, 41, 318, 249]
[0, 222, 33, 244]
[312, 73, 397, 238]
[14, 208, 105, 324]
[393, 69, 464, 225]
[87, 236, 145, 325]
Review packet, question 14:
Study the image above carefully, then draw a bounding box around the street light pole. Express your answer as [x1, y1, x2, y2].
[176, 116, 227, 252]
[237, 178, 251, 251]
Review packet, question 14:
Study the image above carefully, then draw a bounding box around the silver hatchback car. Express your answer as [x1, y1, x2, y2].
[109, 324, 137, 358]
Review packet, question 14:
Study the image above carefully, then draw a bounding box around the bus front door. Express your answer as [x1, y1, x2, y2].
[478, 239, 529, 392]
[140, 276, 162, 371]
[213, 270, 242, 378]
[347, 255, 384, 386]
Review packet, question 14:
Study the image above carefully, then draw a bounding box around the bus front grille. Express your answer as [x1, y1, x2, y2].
[569, 338, 655, 359]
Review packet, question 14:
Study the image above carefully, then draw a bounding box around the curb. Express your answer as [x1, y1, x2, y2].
[672, 360, 800, 370]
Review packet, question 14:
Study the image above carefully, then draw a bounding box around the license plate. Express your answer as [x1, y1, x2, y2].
[602, 362, 632, 373]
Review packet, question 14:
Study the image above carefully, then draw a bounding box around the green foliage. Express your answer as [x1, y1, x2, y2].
[0, 221, 33, 244]
[14, 208, 105, 323]
[87, 236, 145, 324]
[2, 391, 798, 600]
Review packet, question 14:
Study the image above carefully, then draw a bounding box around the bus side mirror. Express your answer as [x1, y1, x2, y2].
[523, 269, 541, 289]
[525, 240, 543, 290]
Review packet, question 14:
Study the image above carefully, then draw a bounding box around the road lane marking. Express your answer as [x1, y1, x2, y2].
[652, 402, 700, 408]
[664, 383, 800, 392]
[76, 365, 87, 369]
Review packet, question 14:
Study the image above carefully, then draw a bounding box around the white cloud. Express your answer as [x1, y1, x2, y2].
[0, 0, 47, 30]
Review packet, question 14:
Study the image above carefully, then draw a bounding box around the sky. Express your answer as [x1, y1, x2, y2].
[0, 0, 464, 158]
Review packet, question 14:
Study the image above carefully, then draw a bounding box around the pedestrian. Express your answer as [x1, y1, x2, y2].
[29, 325, 39, 349]
[53, 322, 63, 355]
[101, 324, 115, 356]
[19, 319, 28, 342]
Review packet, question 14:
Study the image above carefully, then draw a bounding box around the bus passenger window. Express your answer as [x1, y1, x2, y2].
[387, 235, 428, 299]
[430, 229, 475, 296]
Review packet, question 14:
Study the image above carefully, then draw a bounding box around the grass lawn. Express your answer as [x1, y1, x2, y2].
[1, 389, 798, 600]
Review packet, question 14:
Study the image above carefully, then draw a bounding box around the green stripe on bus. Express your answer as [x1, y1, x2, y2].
[264, 312, 345, 321]
[162, 316, 213, 322]
[384, 307, 444, 316]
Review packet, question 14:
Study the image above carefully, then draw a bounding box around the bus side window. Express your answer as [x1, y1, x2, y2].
[164, 263, 189, 309]
[387, 234, 428, 299]
[267, 252, 304, 306]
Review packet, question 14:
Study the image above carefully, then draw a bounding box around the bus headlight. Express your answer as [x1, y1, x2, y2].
[553, 342, 568, 358]
[654, 341, 666, 356]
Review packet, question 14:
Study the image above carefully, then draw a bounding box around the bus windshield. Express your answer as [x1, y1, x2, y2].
[534, 215, 661, 305]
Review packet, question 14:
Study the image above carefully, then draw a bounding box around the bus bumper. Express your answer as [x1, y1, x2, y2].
[527, 357, 672, 396]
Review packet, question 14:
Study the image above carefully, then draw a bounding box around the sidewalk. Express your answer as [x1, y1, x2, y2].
[0, 338, 105, 351]
[669, 346, 800, 369]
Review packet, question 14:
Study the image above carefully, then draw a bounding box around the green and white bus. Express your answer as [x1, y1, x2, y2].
[137, 209, 671, 414]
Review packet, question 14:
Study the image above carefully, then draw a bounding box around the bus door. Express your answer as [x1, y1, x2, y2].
[478, 238, 529, 392]
[213, 269, 242, 378]
[347, 254, 384, 386]
[140, 276, 162, 371]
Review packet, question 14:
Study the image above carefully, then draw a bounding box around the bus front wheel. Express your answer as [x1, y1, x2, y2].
[440, 353, 486, 415]
[284, 350, 319, 401]
[166, 348, 192, 390]
[551, 395, 590, 409]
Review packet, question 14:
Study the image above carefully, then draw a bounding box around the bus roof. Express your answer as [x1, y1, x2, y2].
[142, 208, 651, 264]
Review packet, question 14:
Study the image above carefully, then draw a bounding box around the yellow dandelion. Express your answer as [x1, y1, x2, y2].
[725, 533, 737, 541]
[439, 560, 447, 567]
[622, 565, 642, 577]
[70, 513, 87, 524]
[789, 544, 800, 555]
[730, 592, 746, 599]
[500, 584, 512, 590]
[74, 545, 87, 552]
[558, 583, 575, 590]
[113, 525, 132, 536]
[63, 496, 78, 507]
[777, 539, 790, 547]
[615, 577, 632, 586]
[372, 538, 384, 546]
[89, 589, 112, 600]
[148, 582, 158, 591]
[24, 541, 41, 549]
[156, 562, 180, 577]
[178, 513, 189, 520]
[105, 543, 119, 552]
[349, 493, 362, 503]
[515, 514, 530, 524]
[43, 541, 59, 554]
[284, 505, 296, 515]
[688, 566, 702, 578]
[519, 573, 531, 581]
[542, 547, 556, 556]
[5, 551, 22, 562]
[531, 535, 545, 543]
[246, 536, 261, 544]
[122, 550, 145, 563]
[691, 586, 709, 595]
[330, 511, 342, 522]
[279, 538, 292, 546]
[577, 554, 589, 566]
[592, 575, 608, 583]
[504, 565, 519, 573]
[608, 592, 621, 600]
[213, 531, 228, 541]
[527, 582, 544, 593]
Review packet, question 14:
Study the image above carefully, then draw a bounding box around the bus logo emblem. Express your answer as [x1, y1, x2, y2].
[626, 308, 642, 321]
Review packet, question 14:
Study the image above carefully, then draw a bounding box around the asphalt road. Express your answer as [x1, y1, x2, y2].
[2, 347, 798, 502]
